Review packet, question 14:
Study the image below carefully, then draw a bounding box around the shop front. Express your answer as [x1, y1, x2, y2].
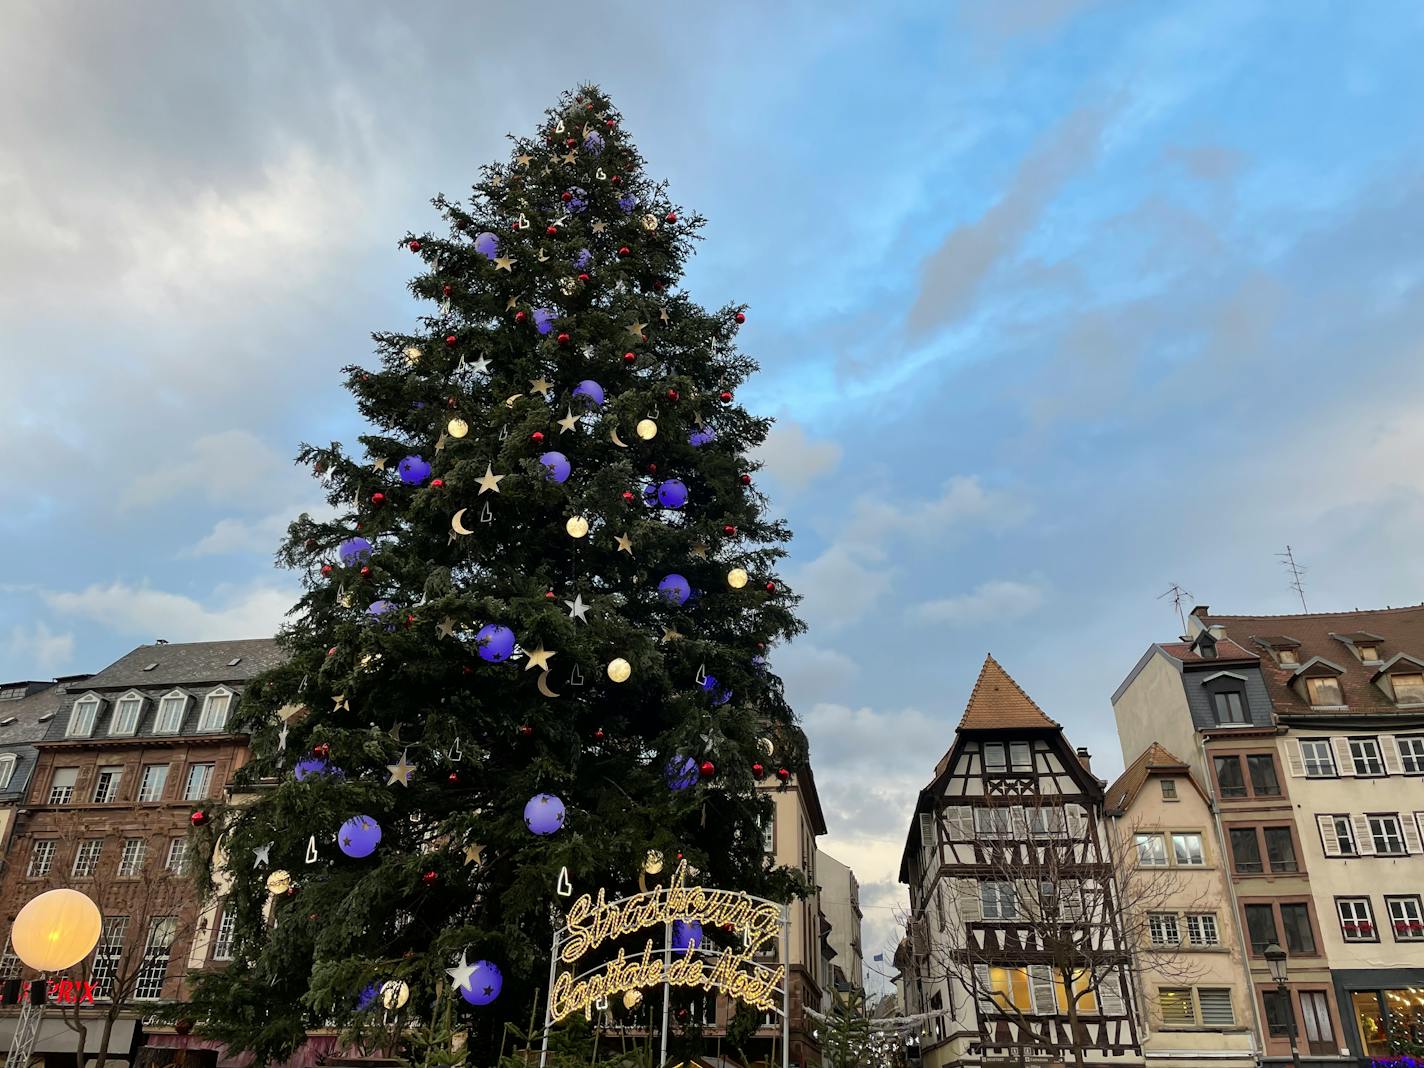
[1331, 970, 1424, 1061]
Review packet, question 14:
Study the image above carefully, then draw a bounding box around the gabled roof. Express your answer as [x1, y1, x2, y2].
[69, 639, 283, 691]
[1105, 742, 1204, 813]
[1158, 638, 1259, 665]
[956, 655, 1060, 731]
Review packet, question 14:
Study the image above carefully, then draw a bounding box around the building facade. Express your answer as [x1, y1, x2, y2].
[1104, 744, 1258, 1068]
[0, 639, 282, 1067]
[900, 656, 1143, 1068]
[1115, 603, 1424, 1065]
[817, 849, 864, 998]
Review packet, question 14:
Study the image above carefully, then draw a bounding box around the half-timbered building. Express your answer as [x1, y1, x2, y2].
[899, 655, 1143, 1068]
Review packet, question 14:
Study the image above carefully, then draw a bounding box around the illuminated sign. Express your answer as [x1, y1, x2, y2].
[47, 979, 96, 1005]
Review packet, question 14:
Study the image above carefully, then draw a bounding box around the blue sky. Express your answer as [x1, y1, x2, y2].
[6, 0, 1424, 973]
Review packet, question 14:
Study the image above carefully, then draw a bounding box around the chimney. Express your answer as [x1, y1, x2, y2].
[1187, 605, 1211, 637]
[1075, 746, 1092, 773]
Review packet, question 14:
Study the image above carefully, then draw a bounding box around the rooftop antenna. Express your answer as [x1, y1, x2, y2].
[1158, 584, 1193, 635]
[1277, 545, 1308, 612]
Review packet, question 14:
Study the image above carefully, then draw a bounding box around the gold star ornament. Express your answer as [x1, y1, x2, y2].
[626, 320, 648, 340]
[493, 255, 515, 272]
[386, 749, 416, 787]
[615, 532, 634, 555]
[523, 644, 557, 672]
[477, 464, 506, 494]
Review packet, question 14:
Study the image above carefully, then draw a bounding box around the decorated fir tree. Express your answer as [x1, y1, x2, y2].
[185, 85, 809, 1064]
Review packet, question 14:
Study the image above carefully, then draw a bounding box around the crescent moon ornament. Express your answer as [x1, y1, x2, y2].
[451, 509, 473, 536]
[609, 428, 628, 448]
[537, 670, 560, 698]
[504, 394, 523, 408]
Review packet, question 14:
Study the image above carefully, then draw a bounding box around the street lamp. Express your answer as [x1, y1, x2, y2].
[1263, 943, 1302, 1068]
[6, 889, 102, 1068]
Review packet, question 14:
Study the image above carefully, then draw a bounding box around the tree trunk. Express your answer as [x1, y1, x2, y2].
[1059, 968, 1085, 1068]
[94, 1008, 119, 1068]
[72, 1018, 88, 1068]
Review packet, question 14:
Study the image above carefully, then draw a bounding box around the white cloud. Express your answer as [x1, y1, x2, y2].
[44, 581, 296, 642]
[791, 544, 894, 631]
[775, 642, 860, 707]
[753, 419, 842, 493]
[122, 430, 286, 510]
[846, 475, 1030, 546]
[186, 498, 337, 558]
[914, 579, 1046, 626]
[6, 622, 76, 674]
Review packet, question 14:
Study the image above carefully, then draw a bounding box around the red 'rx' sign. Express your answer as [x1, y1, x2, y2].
[46, 979, 96, 1004]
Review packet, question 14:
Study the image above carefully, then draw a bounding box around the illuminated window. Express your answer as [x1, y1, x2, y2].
[1306, 677, 1344, 706]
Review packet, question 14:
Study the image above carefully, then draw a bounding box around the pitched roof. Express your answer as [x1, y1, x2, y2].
[0, 683, 67, 746]
[1105, 742, 1195, 812]
[956, 655, 1060, 731]
[1202, 604, 1424, 717]
[1158, 638, 1259, 664]
[70, 638, 284, 691]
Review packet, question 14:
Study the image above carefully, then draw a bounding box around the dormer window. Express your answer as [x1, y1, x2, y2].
[1194, 633, 1218, 660]
[1358, 645, 1381, 662]
[1306, 677, 1344, 707]
[197, 687, 233, 732]
[155, 691, 188, 734]
[109, 692, 144, 736]
[66, 695, 101, 738]
[1278, 649, 1299, 665]
[0, 754, 16, 790]
[1212, 691, 1247, 725]
[1394, 674, 1424, 705]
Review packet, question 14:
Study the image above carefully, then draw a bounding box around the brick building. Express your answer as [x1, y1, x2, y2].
[0, 639, 281, 1068]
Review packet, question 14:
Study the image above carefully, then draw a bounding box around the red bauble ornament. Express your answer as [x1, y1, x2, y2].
[594, 728, 605, 741]
[532, 432, 546, 445]
[723, 525, 736, 535]
[370, 492, 385, 506]
[606, 118, 616, 128]
[666, 388, 679, 401]
[699, 760, 715, 778]
[622, 491, 635, 503]
[511, 221, 520, 231]
[735, 312, 746, 324]
[313, 743, 330, 758]
[359, 565, 370, 577]
[546, 226, 557, 236]
[611, 175, 621, 184]
[666, 212, 677, 223]
[422, 871, 438, 885]
[321, 564, 333, 577]
[190, 811, 209, 827]
[519, 724, 534, 737]
[565, 137, 577, 148]
[740, 474, 752, 485]
[623, 351, 636, 363]
[408, 240, 422, 252]
[445, 334, 457, 347]
[557, 332, 570, 345]
[752, 762, 765, 778]
[448, 772, 459, 784]
[646, 463, 657, 474]
[327, 646, 337, 657]
[431, 479, 444, 489]
[617, 246, 630, 257]
[776, 767, 790, 781]
[515, 310, 527, 323]
[562, 191, 573, 202]
[442, 284, 452, 296]
[719, 391, 733, 403]
[765, 581, 777, 593]
[578, 272, 590, 282]
[545, 590, 556, 600]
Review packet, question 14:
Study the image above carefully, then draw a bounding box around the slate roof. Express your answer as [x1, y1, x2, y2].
[956, 654, 1060, 731]
[0, 681, 72, 801]
[1201, 605, 1424, 717]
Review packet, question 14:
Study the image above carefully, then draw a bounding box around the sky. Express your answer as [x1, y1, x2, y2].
[6, 0, 1424, 988]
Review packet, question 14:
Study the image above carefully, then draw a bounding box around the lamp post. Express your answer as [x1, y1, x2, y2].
[5, 889, 103, 1068]
[1263, 943, 1302, 1068]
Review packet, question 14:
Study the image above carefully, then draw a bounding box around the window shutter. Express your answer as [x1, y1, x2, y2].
[1098, 971, 1126, 1017]
[1352, 813, 1376, 855]
[1029, 965, 1058, 1015]
[1011, 805, 1026, 838]
[75, 765, 93, 786]
[1197, 988, 1235, 1026]
[974, 963, 994, 1013]
[1382, 736, 1404, 775]
[1317, 814, 1341, 858]
[947, 805, 972, 840]
[1402, 813, 1423, 854]
[958, 878, 982, 922]
[1285, 738, 1306, 777]
[911, 918, 928, 957]
[1332, 737, 1356, 776]
[1066, 805, 1087, 839]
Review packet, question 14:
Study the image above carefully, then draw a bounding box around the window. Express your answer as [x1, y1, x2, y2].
[1136, 834, 1168, 866]
[1172, 833, 1205, 866]
[1160, 778, 1178, 799]
[90, 917, 128, 1001]
[1299, 991, 1334, 1049]
[1369, 814, 1406, 855]
[1198, 989, 1235, 1026]
[1280, 903, 1316, 954]
[1386, 896, 1424, 940]
[93, 766, 124, 803]
[212, 909, 236, 960]
[1009, 742, 1033, 771]
[1148, 913, 1180, 946]
[1337, 898, 1376, 941]
[1394, 675, 1424, 704]
[47, 767, 77, 804]
[1351, 738, 1385, 776]
[138, 764, 169, 802]
[118, 838, 146, 876]
[109, 693, 142, 736]
[134, 918, 176, 1000]
[1307, 677, 1344, 706]
[72, 839, 103, 877]
[1398, 736, 1424, 774]
[1244, 904, 1279, 954]
[1264, 827, 1298, 873]
[1212, 691, 1248, 724]
[0, 941, 20, 980]
[1160, 988, 1195, 1025]
[982, 743, 1007, 773]
[974, 806, 1012, 838]
[1331, 815, 1357, 854]
[1279, 649, 1299, 665]
[1027, 806, 1066, 837]
[67, 696, 99, 737]
[164, 838, 187, 874]
[1358, 644, 1381, 662]
[1247, 755, 1282, 796]
[980, 881, 1017, 919]
[184, 763, 214, 800]
[27, 840, 56, 877]
[1214, 756, 1247, 798]
[155, 692, 186, 733]
[978, 965, 1033, 1014]
[1262, 989, 1293, 1037]
[761, 814, 773, 853]
[1230, 828, 1263, 874]
[0, 754, 15, 791]
[198, 689, 232, 732]
[1301, 739, 1336, 777]
[1186, 913, 1220, 946]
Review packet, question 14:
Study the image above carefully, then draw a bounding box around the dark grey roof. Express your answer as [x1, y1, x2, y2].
[47, 639, 286, 743]
[0, 683, 69, 800]
[67, 639, 284, 691]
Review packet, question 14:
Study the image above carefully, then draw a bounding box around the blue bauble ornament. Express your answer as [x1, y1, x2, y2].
[618, 194, 638, 214]
[474, 232, 499, 260]
[476, 624, 516, 663]
[337, 815, 382, 858]
[398, 455, 431, 485]
[540, 452, 571, 484]
[565, 187, 587, 214]
[573, 248, 593, 271]
[524, 793, 566, 835]
[461, 961, 503, 1006]
[701, 675, 732, 707]
[672, 919, 703, 953]
[367, 599, 397, 618]
[572, 379, 604, 409]
[532, 308, 557, 336]
[357, 984, 380, 1011]
[658, 574, 691, 606]
[583, 130, 605, 156]
[338, 537, 372, 566]
[666, 756, 698, 791]
[688, 426, 716, 448]
[295, 757, 341, 782]
[657, 480, 689, 509]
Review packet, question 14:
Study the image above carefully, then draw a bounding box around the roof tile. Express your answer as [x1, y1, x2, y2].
[957, 655, 1060, 731]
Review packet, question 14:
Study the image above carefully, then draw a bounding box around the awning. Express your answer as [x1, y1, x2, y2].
[0, 1013, 137, 1055]
[144, 1032, 341, 1068]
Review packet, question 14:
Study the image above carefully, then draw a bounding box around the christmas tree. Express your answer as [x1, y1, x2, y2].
[185, 85, 809, 1065]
